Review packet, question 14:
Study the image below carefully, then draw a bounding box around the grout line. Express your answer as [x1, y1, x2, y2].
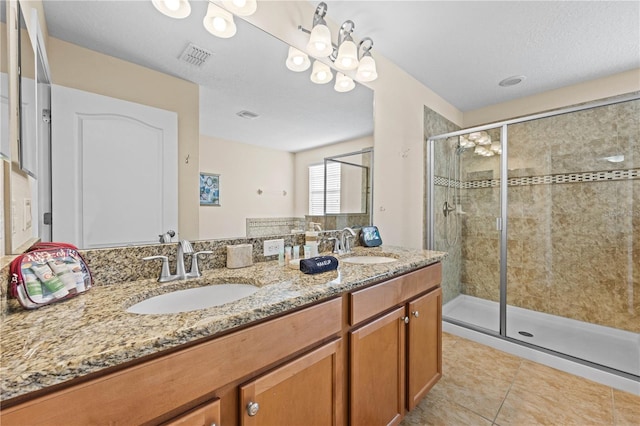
[491, 359, 524, 425]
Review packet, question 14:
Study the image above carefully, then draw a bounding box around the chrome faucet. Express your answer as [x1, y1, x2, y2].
[144, 240, 212, 282]
[340, 227, 357, 254]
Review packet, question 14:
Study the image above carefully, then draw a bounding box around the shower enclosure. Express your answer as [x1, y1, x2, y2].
[426, 94, 639, 379]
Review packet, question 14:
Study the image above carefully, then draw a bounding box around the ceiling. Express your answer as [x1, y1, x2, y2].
[325, 0, 640, 111]
[34, 1, 640, 150]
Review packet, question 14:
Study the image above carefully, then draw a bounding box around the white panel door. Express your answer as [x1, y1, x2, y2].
[51, 85, 178, 249]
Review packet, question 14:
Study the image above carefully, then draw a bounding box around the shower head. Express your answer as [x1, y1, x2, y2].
[456, 145, 472, 155]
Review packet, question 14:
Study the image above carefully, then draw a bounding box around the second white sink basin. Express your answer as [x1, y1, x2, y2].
[127, 284, 259, 315]
[341, 256, 398, 265]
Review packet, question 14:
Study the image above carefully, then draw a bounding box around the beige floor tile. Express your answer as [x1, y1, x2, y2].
[446, 336, 522, 383]
[495, 385, 614, 426]
[496, 360, 615, 425]
[613, 389, 640, 425]
[400, 383, 493, 426]
[512, 361, 614, 405]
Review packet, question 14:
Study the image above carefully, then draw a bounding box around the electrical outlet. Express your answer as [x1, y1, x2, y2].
[263, 239, 284, 256]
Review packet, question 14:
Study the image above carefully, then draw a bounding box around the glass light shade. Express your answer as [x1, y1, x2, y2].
[468, 132, 482, 141]
[310, 60, 333, 84]
[152, 0, 191, 18]
[334, 72, 355, 92]
[286, 47, 311, 72]
[306, 24, 333, 57]
[203, 3, 236, 38]
[222, 0, 257, 16]
[460, 136, 475, 148]
[355, 55, 378, 82]
[474, 145, 487, 155]
[476, 135, 491, 145]
[335, 39, 359, 70]
[490, 142, 502, 154]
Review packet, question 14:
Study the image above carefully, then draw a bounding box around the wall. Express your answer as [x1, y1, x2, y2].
[199, 135, 295, 239]
[47, 37, 200, 241]
[464, 69, 640, 127]
[294, 136, 373, 218]
[459, 99, 639, 332]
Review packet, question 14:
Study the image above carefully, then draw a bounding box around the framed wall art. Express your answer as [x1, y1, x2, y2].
[200, 172, 220, 206]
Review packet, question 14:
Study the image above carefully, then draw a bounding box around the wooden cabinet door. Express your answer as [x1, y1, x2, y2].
[239, 339, 343, 426]
[406, 288, 442, 411]
[350, 307, 406, 426]
[164, 399, 221, 426]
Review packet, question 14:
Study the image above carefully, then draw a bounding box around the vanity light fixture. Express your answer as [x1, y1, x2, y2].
[203, 2, 237, 39]
[306, 2, 333, 57]
[334, 21, 359, 71]
[152, 0, 191, 18]
[334, 72, 355, 92]
[462, 132, 501, 158]
[286, 47, 311, 72]
[310, 60, 333, 84]
[295, 2, 379, 87]
[222, 0, 257, 16]
[356, 38, 378, 82]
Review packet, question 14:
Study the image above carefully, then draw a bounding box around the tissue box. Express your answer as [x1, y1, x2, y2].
[226, 244, 253, 269]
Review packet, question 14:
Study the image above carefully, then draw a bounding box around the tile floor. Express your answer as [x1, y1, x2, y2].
[400, 333, 640, 426]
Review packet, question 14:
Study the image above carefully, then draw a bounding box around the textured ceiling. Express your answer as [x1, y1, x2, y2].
[325, 0, 640, 112]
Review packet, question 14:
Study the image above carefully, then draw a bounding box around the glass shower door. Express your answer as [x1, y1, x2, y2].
[434, 130, 503, 333]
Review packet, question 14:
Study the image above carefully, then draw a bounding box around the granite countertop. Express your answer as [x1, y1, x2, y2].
[0, 246, 446, 402]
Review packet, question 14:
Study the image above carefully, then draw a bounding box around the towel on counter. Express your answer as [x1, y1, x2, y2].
[299, 256, 339, 274]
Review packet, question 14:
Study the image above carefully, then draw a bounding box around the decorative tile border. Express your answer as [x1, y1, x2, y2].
[435, 169, 639, 189]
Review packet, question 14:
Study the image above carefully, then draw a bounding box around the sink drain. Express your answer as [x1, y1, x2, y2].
[518, 331, 534, 337]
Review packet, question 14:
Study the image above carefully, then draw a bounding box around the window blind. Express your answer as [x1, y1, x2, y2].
[309, 163, 341, 215]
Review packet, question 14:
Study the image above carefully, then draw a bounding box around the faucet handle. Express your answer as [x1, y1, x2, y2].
[328, 237, 342, 254]
[188, 251, 213, 277]
[143, 255, 173, 282]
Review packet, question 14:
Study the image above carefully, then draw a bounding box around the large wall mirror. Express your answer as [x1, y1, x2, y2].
[9, 0, 374, 251]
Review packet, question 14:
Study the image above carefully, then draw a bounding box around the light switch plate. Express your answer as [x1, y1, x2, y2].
[263, 239, 284, 256]
[23, 199, 32, 230]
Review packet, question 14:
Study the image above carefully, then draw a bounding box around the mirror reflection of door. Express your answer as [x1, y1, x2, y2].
[51, 85, 178, 249]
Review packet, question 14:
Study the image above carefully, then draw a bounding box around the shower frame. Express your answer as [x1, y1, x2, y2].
[425, 92, 640, 380]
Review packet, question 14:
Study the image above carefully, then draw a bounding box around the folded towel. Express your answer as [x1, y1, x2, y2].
[299, 256, 339, 274]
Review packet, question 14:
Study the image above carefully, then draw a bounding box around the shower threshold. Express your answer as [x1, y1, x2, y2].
[443, 295, 640, 378]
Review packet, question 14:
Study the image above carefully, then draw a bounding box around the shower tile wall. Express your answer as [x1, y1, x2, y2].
[424, 107, 461, 304]
[460, 99, 639, 332]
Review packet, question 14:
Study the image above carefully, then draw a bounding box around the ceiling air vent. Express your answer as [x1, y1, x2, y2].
[236, 110, 260, 120]
[179, 43, 213, 67]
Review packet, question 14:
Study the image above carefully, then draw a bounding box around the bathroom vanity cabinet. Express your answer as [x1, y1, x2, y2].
[0, 263, 441, 426]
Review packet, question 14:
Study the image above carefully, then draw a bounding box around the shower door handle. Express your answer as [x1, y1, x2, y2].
[496, 217, 502, 231]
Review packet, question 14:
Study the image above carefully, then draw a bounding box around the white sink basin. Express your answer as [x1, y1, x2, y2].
[127, 284, 259, 315]
[341, 256, 398, 265]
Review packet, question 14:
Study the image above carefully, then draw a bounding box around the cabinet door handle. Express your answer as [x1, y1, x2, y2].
[401, 316, 410, 324]
[412, 310, 419, 318]
[247, 401, 260, 417]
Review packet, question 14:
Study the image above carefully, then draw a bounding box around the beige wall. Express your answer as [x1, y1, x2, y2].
[293, 136, 373, 218]
[48, 37, 200, 241]
[199, 135, 295, 239]
[464, 69, 640, 127]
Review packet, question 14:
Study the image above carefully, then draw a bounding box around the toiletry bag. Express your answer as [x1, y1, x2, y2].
[9, 242, 93, 309]
[360, 226, 382, 247]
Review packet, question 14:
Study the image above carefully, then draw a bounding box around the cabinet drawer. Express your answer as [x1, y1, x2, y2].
[349, 263, 441, 326]
[0, 298, 342, 426]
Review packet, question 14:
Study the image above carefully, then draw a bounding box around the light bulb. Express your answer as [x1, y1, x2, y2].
[222, 0, 256, 16]
[285, 46, 310, 72]
[335, 39, 358, 71]
[310, 60, 333, 84]
[213, 16, 226, 32]
[356, 55, 378, 82]
[164, 0, 180, 11]
[307, 24, 333, 57]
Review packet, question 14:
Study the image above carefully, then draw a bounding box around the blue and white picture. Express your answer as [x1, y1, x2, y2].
[200, 173, 220, 206]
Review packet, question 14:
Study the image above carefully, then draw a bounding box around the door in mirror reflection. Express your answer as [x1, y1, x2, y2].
[51, 85, 178, 249]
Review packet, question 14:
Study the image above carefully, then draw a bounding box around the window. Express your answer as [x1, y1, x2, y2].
[309, 162, 341, 215]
